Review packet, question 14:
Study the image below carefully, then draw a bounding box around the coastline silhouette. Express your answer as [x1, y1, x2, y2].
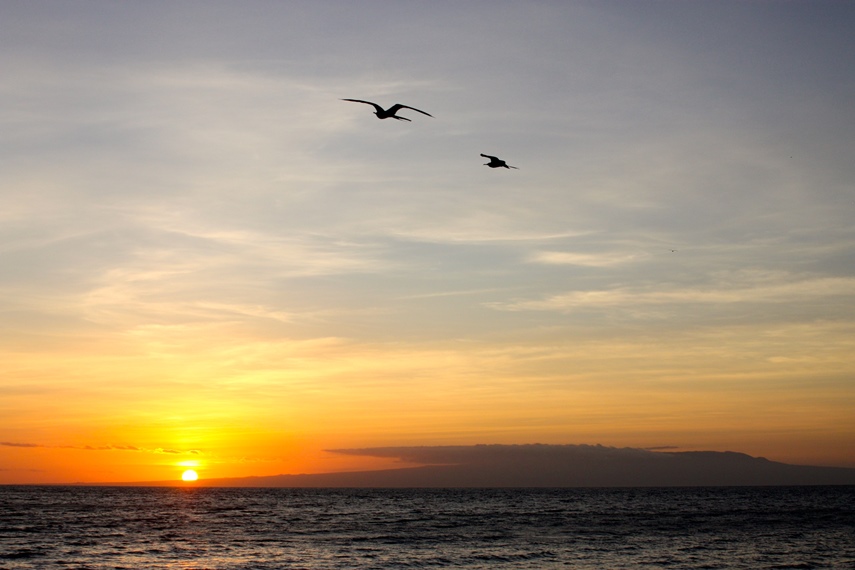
[94, 444, 855, 487]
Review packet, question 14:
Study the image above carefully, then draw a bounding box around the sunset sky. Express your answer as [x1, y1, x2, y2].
[2, 0, 854, 484]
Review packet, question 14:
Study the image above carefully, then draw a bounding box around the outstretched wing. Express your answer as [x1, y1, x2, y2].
[480, 154, 498, 160]
[389, 103, 433, 117]
[341, 99, 384, 113]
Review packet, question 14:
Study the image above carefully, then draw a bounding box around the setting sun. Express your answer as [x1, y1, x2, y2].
[181, 469, 199, 482]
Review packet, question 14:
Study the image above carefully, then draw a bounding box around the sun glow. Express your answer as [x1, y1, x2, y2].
[181, 469, 199, 482]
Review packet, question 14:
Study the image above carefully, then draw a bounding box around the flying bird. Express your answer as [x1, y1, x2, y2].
[481, 154, 518, 169]
[341, 99, 433, 122]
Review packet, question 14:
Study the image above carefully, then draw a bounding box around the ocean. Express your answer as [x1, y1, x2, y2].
[1, 486, 853, 569]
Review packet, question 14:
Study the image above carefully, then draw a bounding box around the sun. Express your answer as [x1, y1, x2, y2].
[181, 469, 199, 482]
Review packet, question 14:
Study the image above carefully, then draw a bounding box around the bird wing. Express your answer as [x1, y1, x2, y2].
[341, 99, 383, 113]
[389, 104, 433, 117]
[480, 154, 498, 160]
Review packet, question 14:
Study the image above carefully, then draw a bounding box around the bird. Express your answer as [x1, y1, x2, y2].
[341, 99, 433, 122]
[481, 154, 518, 169]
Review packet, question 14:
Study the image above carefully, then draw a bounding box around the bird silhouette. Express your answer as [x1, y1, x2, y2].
[481, 154, 518, 169]
[341, 99, 433, 122]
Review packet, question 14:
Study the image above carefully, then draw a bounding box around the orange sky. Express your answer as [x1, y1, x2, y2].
[3, 325, 854, 484]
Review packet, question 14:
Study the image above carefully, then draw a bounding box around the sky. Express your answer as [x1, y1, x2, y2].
[1, 0, 854, 484]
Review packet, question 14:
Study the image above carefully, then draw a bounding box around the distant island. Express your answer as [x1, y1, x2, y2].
[89, 444, 855, 487]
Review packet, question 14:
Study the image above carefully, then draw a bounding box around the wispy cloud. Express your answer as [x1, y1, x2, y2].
[399, 287, 508, 300]
[490, 274, 855, 313]
[327, 443, 659, 466]
[1, 441, 201, 455]
[529, 250, 646, 267]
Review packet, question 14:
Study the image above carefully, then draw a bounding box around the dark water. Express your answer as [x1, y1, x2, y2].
[1, 486, 853, 569]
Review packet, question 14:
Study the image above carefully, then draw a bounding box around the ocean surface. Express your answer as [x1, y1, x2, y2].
[1, 486, 853, 569]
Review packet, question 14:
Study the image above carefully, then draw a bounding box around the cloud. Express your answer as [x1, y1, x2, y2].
[490, 274, 855, 314]
[328, 443, 656, 466]
[1, 441, 200, 455]
[399, 287, 508, 300]
[79, 445, 139, 451]
[529, 250, 645, 267]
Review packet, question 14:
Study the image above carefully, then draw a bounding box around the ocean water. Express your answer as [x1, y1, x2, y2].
[1, 486, 853, 569]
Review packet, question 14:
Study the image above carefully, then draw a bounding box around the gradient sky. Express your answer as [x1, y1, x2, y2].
[2, 0, 854, 484]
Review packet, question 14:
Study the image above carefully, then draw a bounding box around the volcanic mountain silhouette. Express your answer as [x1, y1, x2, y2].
[103, 444, 855, 487]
